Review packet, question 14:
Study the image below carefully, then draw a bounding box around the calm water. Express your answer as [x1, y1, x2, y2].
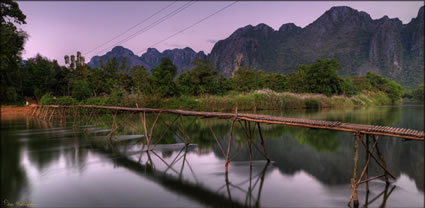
[1, 105, 424, 207]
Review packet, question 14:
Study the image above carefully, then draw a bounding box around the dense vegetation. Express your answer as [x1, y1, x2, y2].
[31, 55, 411, 110]
[1, 1, 421, 109]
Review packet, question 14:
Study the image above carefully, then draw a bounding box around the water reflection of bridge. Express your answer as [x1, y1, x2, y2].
[92, 142, 270, 208]
[31, 105, 424, 207]
[92, 139, 397, 208]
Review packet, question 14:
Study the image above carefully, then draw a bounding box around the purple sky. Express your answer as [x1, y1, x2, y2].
[18, 1, 424, 65]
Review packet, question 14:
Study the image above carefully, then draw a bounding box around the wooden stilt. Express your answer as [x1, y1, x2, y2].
[209, 126, 226, 157]
[257, 123, 270, 161]
[225, 171, 232, 200]
[140, 111, 161, 151]
[141, 111, 150, 150]
[245, 164, 253, 206]
[225, 118, 236, 173]
[360, 139, 396, 179]
[373, 135, 390, 184]
[179, 145, 188, 180]
[255, 161, 269, 208]
[365, 134, 369, 193]
[348, 132, 360, 207]
[179, 116, 190, 145]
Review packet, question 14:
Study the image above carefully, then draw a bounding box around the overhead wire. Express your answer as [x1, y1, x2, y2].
[83, 1, 178, 56]
[93, 0, 197, 56]
[136, 1, 238, 55]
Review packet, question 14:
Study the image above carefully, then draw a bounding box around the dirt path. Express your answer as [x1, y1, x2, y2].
[1, 105, 35, 119]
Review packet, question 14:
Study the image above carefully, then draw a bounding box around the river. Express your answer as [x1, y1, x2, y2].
[1, 104, 423, 207]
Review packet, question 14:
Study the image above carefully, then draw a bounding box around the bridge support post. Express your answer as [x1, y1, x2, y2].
[257, 122, 270, 162]
[225, 118, 236, 173]
[373, 135, 390, 184]
[365, 134, 369, 193]
[348, 132, 360, 207]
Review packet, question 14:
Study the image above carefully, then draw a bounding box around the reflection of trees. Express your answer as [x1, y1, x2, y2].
[283, 127, 340, 152]
[1, 120, 29, 201]
[289, 106, 402, 126]
[219, 162, 270, 207]
[212, 132, 424, 192]
[2, 118, 92, 203]
[25, 122, 89, 173]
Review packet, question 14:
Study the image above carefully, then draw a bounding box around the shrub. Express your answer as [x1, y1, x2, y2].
[55, 96, 78, 105]
[40, 92, 54, 105]
[106, 89, 123, 106]
[162, 96, 200, 110]
[81, 97, 108, 106]
[6, 87, 18, 102]
[304, 99, 321, 109]
[71, 80, 91, 101]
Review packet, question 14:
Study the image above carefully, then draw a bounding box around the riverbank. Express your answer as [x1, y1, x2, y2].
[1, 105, 34, 119]
[155, 90, 396, 112]
[38, 90, 397, 112]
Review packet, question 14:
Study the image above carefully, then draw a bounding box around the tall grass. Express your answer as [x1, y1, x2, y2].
[42, 90, 395, 112]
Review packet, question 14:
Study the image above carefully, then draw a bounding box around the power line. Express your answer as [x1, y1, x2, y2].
[83, 1, 177, 56]
[137, 1, 238, 55]
[94, 1, 197, 56]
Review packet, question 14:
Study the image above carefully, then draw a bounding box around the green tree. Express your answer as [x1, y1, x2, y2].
[412, 84, 424, 101]
[176, 59, 221, 96]
[131, 65, 151, 94]
[287, 68, 308, 93]
[151, 57, 178, 97]
[342, 77, 360, 97]
[120, 57, 127, 72]
[231, 67, 265, 92]
[23, 54, 57, 100]
[288, 59, 345, 96]
[0, 0, 27, 103]
[101, 56, 120, 78]
[304, 59, 345, 96]
[264, 73, 288, 92]
[87, 67, 109, 96]
[71, 80, 91, 101]
[366, 71, 402, 103]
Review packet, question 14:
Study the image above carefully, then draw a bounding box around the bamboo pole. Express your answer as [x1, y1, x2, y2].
[225, 171, 232, 201]
[209, 126, 226, 157]
[360, 139, 396, 179]
[179, 145, 188, 180]
[348, 132, 360, 207]
[373, 135, 390, 184]
[179, 115, 190, 145]
[225, 117, 237, 173]
[365, 134, 369, 193]
[255, 161, 269, 208]
[257, 122, 270, 161]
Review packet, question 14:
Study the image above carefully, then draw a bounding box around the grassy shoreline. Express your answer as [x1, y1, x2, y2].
[38, 89, 398, 112]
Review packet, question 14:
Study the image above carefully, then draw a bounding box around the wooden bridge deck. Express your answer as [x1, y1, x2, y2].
[32, 105, 425, 141]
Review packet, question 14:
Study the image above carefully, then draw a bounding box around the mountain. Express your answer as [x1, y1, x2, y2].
[88, 6, 423, 88]
[89, 46, 148, 72]
[209, 6, 424, 88]
[140, 47, 206, 74]
[88, 46, 206, 73]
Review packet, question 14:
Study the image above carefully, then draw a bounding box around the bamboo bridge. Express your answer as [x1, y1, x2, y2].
[30, 105, 424, 207]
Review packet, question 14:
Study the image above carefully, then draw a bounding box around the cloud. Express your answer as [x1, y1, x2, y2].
[207, 39, 217, 44]
[165, 43, 184, 48]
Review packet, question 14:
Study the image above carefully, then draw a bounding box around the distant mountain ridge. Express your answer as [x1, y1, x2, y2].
[88, 46, 206, 73]
[209, 6, 424, 88]
[88, 6, 424, 88]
